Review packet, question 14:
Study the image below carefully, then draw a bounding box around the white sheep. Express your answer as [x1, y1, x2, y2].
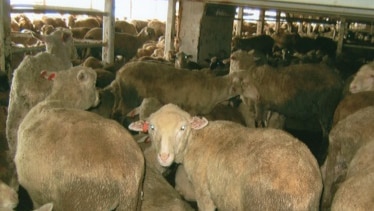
[6, 28, 78, 191]
[111, 60, 259, 125]
[320, 106, 374, 210]
[15, 66, 145, 210]
[129, 104, 323, 211]
[349, 61, 374, 93]
[229, 50, 343, 141]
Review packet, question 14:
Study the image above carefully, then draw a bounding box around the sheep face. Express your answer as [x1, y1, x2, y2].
[34, 28, 78, 62]
[129, 104, 208, 167]
[349, 62, 374, 93]
[229, 50, 259, 73]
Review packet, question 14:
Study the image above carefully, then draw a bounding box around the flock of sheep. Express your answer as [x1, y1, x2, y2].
[0, 12, 373, 211]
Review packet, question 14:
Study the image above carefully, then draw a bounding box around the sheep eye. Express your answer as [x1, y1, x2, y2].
[180, 125, 186, 131]
[150, 124, 155, 130]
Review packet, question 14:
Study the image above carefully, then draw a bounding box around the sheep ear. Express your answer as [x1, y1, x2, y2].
[129, 120, 149, 133]
[190, 116, 208, 130]
[77, 70, 88, 82]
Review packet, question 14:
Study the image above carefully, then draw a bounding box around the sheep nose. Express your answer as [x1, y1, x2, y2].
[159, 153, 170, 162]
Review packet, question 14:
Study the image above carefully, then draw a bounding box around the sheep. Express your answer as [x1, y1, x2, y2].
[67, 15, 101, 28]
[0, 180, 18, 210]
[131, 19, 149, 34]
[140, 144, 194, 211]
[332, 91, 374, 126]
[114, 27, 157, 60]
[129, 104, 323, 211]
[349, 61, 374, 93]
[330, 139, 374, 211]
[320, 106, 374, 210]
[231, 34, 274, 57]
[83, 27, 157, 60]
[6, 28, 77, 161]
[174, 51, 202, 70]
[110, 60, 259, 125]
[147, 19, 166, 39]
[115, 20, 138, 34]
[5, 28, 78, 191]
[174, 165, 196, 202]
[230, 50, 343, 142]
[15, 66, 145, 210]
[69, 27, 92, 39]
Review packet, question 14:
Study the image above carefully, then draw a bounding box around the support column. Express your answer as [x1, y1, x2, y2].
[102, 0, 115, 65]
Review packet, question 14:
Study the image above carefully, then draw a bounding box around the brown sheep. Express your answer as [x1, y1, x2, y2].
[115, 20, 138, 34]
[110, 60, 259, 125]
[129, 104, 322, 211]
[83, 27, 157, 60]
[147, 19, 165, 39]
[320, 106, 374, 210]
[68, 15, 101, 28]
[15, 66, 144, 210]
[332, 91, 374, 126]
[130, 19, 149, 33]
[230, 50, 343, 149]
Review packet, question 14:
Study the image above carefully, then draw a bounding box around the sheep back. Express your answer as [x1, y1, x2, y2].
[332, 91, 374, 126]
[330, 139, 374, 210]
[321, 106, 374, 210]
[6, 53, 71, 158]
[112, 61, 249, 123]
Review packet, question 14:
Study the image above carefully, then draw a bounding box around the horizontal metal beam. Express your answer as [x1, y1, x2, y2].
[11, 4, 108, 16]
[205, 0, 374, 21]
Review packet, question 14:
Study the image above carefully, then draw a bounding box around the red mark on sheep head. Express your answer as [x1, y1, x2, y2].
[40, 70, 56, 81]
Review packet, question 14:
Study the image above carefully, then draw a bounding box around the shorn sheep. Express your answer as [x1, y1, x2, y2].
[320, 106, 374, 210]
[15, 66, 144, 210]
[230, 50, 343, 157]
[111, 60, 259, 125]
[6, 28, 77, 190]
[349, 61, 374, 93]
[129, 104, 322, 211]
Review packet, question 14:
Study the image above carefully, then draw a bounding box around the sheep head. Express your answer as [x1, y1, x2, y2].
[44, 66, 100, 110]
[349, 62, 374, 93]
[129, 104, 208, 167]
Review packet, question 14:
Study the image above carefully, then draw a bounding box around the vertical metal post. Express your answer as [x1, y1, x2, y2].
[275, 10, 281, 33]
[164, 0, 177, 57]
[236, 6, 243, 36]
[257, 9, 265, 35]
[102, 0, 115, 65]
[0, 0, 11, 73]
[337, 17, 346, 54]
